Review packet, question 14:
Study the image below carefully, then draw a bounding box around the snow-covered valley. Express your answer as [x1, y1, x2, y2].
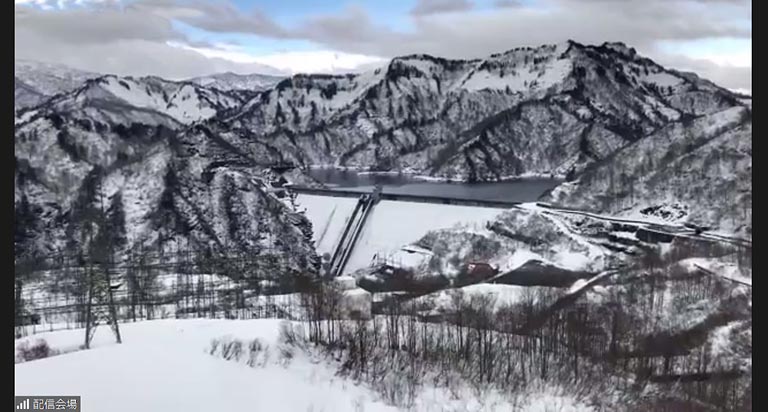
[14, 38, 751, 412]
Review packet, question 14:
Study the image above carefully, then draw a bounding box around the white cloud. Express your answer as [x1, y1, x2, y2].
[651, 52, 751, 92]
[175, 42, 385, 74]
[411, 0, 474, 16]
[14, 0, 751, 88]
[168, 41, 261, 64]
[15, 0, 55, 9]
[691, 51, 750, 68]
[15, 0, 112, 8]
[253, 50, 385, 74]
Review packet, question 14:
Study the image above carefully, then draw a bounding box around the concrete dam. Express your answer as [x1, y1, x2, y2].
[292, 187, 510, 275]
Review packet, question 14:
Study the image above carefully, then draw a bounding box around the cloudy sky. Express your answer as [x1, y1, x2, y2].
[15, 0, 751, 92]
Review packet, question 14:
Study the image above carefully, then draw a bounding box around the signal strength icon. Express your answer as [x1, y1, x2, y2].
[16, 398, 30, 410]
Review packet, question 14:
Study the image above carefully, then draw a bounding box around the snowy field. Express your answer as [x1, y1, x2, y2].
[15, 319, 595, 412]
[16, 319, 398, 412]
[412, 283, 553, 314]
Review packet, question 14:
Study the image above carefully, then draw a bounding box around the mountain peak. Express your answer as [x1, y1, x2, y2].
[598, 41, 637, 57]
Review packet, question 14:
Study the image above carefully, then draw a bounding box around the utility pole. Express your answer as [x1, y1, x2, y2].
[83, 261, 123, 348]
[83, 170, 122, 349]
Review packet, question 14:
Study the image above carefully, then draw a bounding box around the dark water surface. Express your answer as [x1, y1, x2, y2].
[307, 169, 562, 203]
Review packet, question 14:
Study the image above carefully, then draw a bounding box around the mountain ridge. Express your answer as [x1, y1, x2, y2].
[14, 40, 751, 273]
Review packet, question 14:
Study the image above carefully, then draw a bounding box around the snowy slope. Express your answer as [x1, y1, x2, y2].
[15, 319, 597, 412]
[678, 256, 752, 287]
[209, 40, 742, 180]
[545, 106, 752, 236]
[14, 59, 100, 107]
[188, 72, 285, 92]
[413, 283, 551, 314]
[460, 45, 573, 93]
[15, 99, 320, 275]
[412, 206, 616, 279]
[38, 75, 245, 125]
[14, 69, 320, 269]
[15, 319, 398, 412]
[15, 77, 48, 109]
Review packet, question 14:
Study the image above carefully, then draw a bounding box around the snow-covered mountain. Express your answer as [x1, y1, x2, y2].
[14, 77, 47, 110]
[15, 74, 320, 276]
[14, 40, 751, 270]
[13, 60, 284, 110]
[191, 40, 749, 233]
[214, 41, 742, 178]
[38, 75, 246, 126]
[546, 106, 752, 236]
[187, 72, 285, 93]
[14, 60, 101, 109]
